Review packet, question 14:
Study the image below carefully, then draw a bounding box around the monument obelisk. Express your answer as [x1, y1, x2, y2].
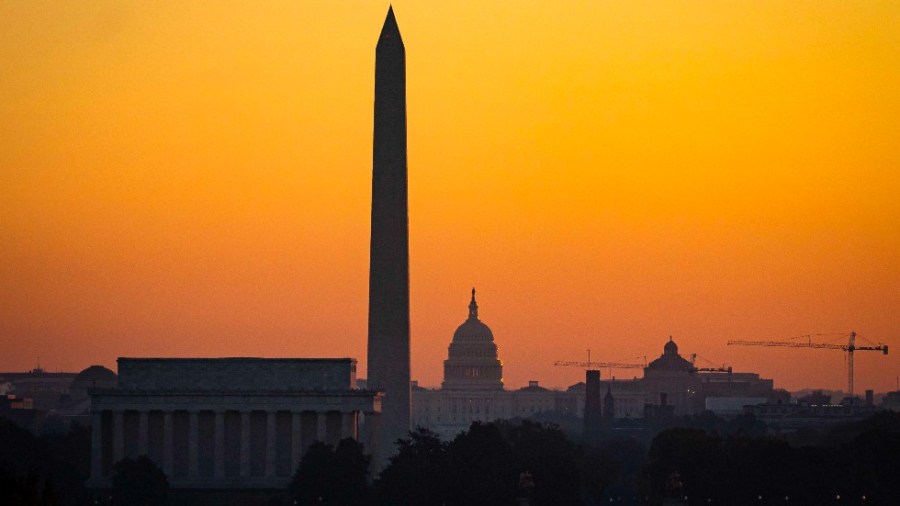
[367, 6, 410, 456]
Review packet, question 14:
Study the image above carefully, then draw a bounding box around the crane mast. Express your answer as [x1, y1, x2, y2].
[727, 331, 888, 397]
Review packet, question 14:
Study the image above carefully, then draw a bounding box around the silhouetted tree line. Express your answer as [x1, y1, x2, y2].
[638, 412, 900, 505]
[286, 420, 620, 506]
[108, 456, 169, 506]
[4, 412, 899, 505]
[288, 439, 370, 505]
[0, 417, 91, 506]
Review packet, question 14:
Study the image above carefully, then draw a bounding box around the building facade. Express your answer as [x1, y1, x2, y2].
[0, 368, 78, 411]
[412, 291, 578, 439]
[596, 337, 775, 419]
[88, 358, 381, 489]
[1, 365, 117, 431]
[413, 310, 778, 440]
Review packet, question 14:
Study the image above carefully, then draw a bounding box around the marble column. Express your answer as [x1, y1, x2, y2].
[341, 411, 358, 441]
[137, 412, 149, 456]
[213, 411, 225, 478]
[90, 411, 103, 480]
[163, 412, 174, 477]
[239, 411, 251, 478]
[265, 411, 277, 477]
[290, 412, 303, 471]
[112, 411, 125, 464]
[316, 412, 327, 442]
[362, 411, 383, 474]
[188, 411, 199, 478]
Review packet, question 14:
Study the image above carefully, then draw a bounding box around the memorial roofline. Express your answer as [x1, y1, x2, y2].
[117, 357, 357, 363]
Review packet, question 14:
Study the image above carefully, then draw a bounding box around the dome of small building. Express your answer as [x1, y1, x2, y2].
[442, 289, 504, 391]
[646, 336, 693, 373]
[664, 336, 678, 356]
[69, 365, 117, 401]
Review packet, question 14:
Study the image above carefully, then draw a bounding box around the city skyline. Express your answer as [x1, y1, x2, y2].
[2, 2, 899, 392]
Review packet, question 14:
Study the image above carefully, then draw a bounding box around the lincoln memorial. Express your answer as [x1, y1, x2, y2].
[88, 358, 382, 489]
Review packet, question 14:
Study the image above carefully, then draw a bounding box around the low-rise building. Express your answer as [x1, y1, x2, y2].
[88, 357, 382, 490]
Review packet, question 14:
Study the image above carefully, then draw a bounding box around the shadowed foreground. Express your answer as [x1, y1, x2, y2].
[2, 412, 899, 505]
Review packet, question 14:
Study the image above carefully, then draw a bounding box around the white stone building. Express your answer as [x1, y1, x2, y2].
[411, 291, 580, 439]
[88, 358, 382, 490]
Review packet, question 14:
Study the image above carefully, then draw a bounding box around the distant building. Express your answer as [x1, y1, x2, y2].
[54, 365, 118, 417]
[413, 296, 778, 439]
[0, 368, 78, 410]
[88, 358, 382, 490]
[596, 337, 775, 419]
[744, 398, 878, 432]
[882, 390, 900, 412]
[0, 365, 117, 431]
[583, 370, 602, 444]
[441, 289, 503, 392]
[412, 291, 578, 439]
[0, 394, 44, 432]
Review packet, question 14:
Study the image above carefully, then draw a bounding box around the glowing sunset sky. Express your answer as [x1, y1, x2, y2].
[2, 1, 898, 392]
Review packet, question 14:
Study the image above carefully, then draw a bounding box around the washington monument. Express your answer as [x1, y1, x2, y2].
[367, 6, 410, 455]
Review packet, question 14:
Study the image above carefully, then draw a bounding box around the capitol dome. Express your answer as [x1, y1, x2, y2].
[442, 289, 504, 391]
[452, 305, 495, 343]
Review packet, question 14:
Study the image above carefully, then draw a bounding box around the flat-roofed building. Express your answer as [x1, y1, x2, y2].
[88, 357, 382, 490]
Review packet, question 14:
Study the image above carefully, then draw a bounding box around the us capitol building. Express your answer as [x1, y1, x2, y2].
[412, 290, 581, 439]
[412, 290, 776, 439]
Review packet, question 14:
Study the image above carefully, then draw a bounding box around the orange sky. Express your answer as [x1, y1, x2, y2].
[2, 1, 899, 393]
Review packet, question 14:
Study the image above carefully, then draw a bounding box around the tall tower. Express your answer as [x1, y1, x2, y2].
[583, 369, 601, 445]
[367, 6, 410, 456]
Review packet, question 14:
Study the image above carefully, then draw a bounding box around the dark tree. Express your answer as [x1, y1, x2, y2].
[376, 421, 612, 506]
[39, 422, 91, 506]
[637, 421, 900, 505]
[579, 448, 620, 505]
[110, 455, 169, 506]
[375, 427, 447, 506]
[829, 411, 900, 503]
[639, 428, 724, 503]
[441, 422, 519, 506]
[0, 418, 46, 506]
[498, 420, 584, 506]
[288, 438, 370, 506]
[593, 437, 644, 503]
[0, 468, 40, 506]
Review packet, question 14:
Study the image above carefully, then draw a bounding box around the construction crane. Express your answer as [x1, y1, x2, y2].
[554, 349, 646, 374]
[727, 331, 888, 398]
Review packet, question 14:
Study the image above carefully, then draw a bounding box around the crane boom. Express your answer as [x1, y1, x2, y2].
[727, 331, 888, 397]
[554, 361, 645, 369]
[554, 349, 647, 371]
[726, 340, 885, 352]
